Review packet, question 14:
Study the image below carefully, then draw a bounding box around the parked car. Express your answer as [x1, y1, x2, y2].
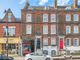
[25, 52, 52, 60]
[0, 54, 14, 60]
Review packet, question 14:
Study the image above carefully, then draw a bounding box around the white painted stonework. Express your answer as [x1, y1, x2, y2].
[43, 46, 58, 55]
[66, 46, 80, 52]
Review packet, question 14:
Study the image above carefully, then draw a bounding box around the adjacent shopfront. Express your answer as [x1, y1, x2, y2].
[0, 37, 21, 56]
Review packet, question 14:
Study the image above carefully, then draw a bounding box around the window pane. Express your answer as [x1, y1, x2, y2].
[51, 25, 56, 34]
[43, 37, 48, 46]
[8, 13, 12, 22]
[66, 14, 71, 21]
[51, 14, 56, 22]
[74, 26, 78, 34]
[26, 25, 32, 34]
[8, 27, 15, 36]
[73, 14, 79, 21]
[51, 37, 56, 45]
[74, 39, 79, 46]
[66, 26, 71, 34]
[3, 26, 15, 36]
[43, 14, 48, 22]
[66, 39, 71, 46]
[3, 27, 7, 36]
[26, 14, 32, 22]
[43, 25, 48, 34]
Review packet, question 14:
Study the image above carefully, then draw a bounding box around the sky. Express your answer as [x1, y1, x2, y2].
[0, 0, 80, 19]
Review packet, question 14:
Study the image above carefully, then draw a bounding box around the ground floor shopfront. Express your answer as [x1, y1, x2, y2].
[0, 37, 21, 56]
[22, 35, 66, 56]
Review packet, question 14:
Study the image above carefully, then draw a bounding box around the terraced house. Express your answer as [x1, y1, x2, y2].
[0, 0, 80, 56]
[21, 0, 80, 56]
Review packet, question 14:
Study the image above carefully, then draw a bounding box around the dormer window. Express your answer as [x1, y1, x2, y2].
[8, 13, 12, 22]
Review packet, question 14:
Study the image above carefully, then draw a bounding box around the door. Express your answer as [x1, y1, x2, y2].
[31, 40, 34, 52]
[59, 38, 64, 49]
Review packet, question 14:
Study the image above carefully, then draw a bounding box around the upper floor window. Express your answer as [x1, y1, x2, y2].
[66, 38, 71, 46]
[73, 38, 79, 46]
[66, 14, 71, 21]
[51, 37, 56, 45]
[73, 14, 79, 22]
[43, 37, 48, 46]
[3, 26, 15, 36]
[43, 14, 48, 22]
[51, 25, 56, 34]
[8, 13, 12, 22]
[51, 14, 56, 22]
[26, 25, 32, 34]
[43, 25, 48, 34]
[73, 26, 79, 34]
[26, 14, 32, 22]
[66, 26, 71, 34]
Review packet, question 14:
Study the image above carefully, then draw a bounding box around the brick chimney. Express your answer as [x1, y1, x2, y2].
[73, 0, 78, 8]
[54, 0, 57, 8]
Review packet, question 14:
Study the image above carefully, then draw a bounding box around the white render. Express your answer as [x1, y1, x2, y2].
[66, 46, 80, 52]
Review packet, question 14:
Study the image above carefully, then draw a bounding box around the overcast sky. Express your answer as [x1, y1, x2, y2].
[0, 0, 80, 18]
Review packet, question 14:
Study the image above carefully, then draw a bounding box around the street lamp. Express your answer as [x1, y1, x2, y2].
[6, 26, 9, 57]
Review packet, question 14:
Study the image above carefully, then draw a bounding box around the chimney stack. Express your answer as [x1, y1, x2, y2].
[54, 0, 57, 8]
[24, 0, 30, 9]
[73, 0, 78, 8]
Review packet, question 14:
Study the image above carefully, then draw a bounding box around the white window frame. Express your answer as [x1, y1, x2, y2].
[26, 24, 32, 34]
[26, 13, 32, 22]
[66, 14, 71, 21]
[66, 26, 71, 34]
[43, 25, 48, 34]
[73, 26, 79, 34]
[51, 25, 56, 34]
[43, 14, 48, 22]
[3, 26, 16, 36]
[73, 14, 79, 22]
[43, 37, 48, 46]
[51, 37, 56, 45]
[66, 38, 71, 46]
[51, 14, 56, 22]
[73, 38, 79, 46]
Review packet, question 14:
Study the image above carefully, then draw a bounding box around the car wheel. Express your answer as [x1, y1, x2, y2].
[45, 58, 51, 60]
[27, 58, 32, 60]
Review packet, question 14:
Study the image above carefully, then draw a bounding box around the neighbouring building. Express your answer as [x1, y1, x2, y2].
[21, 0, 80, 56]
[0, 9, 21, 56]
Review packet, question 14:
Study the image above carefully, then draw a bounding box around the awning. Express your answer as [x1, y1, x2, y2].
[0, 37, 21, 44]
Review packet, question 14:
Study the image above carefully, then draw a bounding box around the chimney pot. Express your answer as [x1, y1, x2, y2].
[54, 0, 57, 8]
[73, 0, 78, 8]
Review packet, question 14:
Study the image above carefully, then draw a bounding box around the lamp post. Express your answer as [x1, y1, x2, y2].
[6, 26, 9, 57]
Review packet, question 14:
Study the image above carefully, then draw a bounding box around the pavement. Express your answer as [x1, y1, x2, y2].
[13, 55, 80, 60]
[14, 56, 25, 60]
